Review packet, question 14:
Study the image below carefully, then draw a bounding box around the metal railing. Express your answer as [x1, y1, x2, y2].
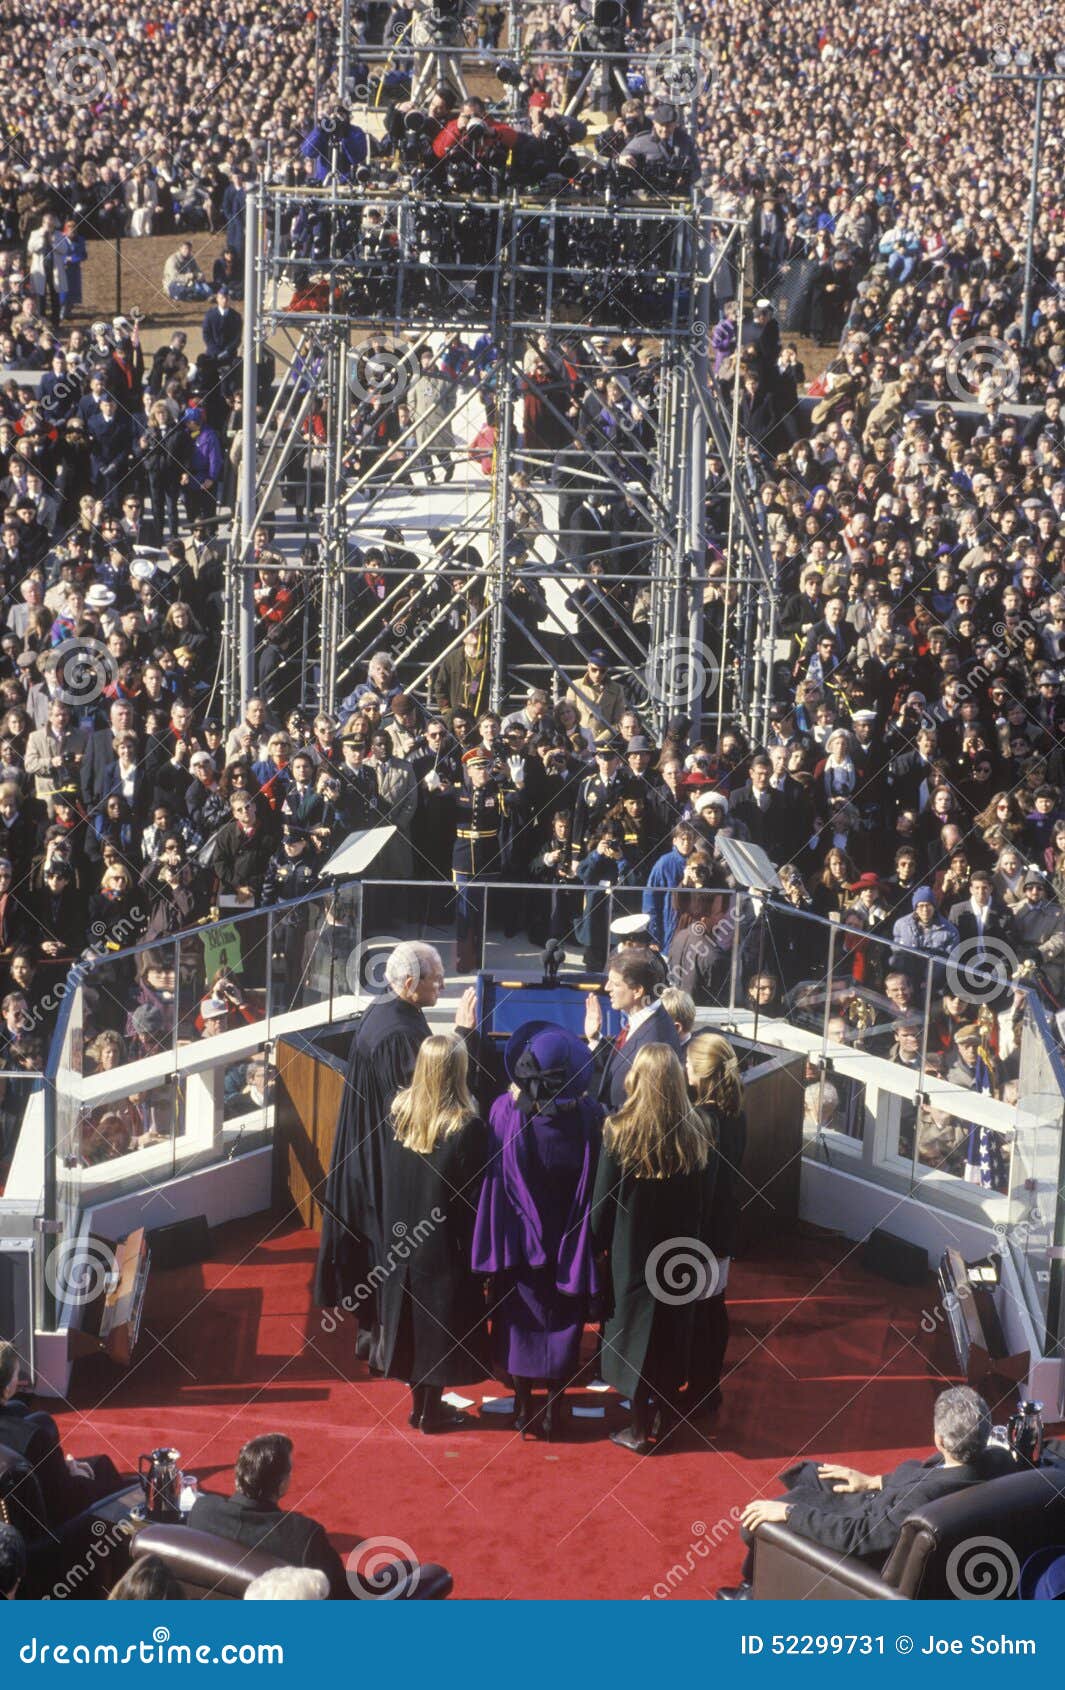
[21, 877, 1065, 1353]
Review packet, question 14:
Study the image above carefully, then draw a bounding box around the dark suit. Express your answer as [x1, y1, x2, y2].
[188, 1490, 349, 1598]
[771, 1446, 1017, 1564]
[947, 900, 1016, 953]
[598, 1001, 683, 1108]
[729, 783, 791, 859]
[0, 1398, 121, 1527]
[201, 305, 242, 363]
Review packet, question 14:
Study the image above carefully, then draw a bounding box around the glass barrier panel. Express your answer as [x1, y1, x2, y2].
[1007, 993, 1065, 1344]
[54, 974, 83, 1273]
[0, 1074, 38, 1178]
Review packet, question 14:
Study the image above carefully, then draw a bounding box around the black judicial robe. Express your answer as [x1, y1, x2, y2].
[314, 993, 430, 1308]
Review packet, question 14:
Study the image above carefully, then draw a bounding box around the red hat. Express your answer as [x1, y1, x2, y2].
[847, 872, 881, 891]
[462, 747, 492, 768]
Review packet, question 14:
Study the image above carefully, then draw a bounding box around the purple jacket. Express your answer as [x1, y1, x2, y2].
[187, 426, 224, 488]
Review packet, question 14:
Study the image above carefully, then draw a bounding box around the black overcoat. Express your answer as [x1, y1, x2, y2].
[376, 1115, 489, 1386]
[590, 1134, 715, 1398]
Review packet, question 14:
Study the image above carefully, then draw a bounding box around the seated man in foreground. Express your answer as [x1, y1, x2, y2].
[0, 1342, 125, 1527]
[720, 1385, 1014, 1598]
[188, 1433, 447, 1599]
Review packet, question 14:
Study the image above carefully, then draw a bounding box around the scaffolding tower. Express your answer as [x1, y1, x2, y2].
[226, 44, 775, 742]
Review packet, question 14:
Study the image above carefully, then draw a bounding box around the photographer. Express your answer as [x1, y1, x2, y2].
[431, 98, 520, 166]
[300, 104, 389, 185]
[617, 101, 699, 190]
[596, 98, 649, 160]
[386, 83, 458, 160]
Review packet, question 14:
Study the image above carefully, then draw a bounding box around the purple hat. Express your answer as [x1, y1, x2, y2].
[912, 885, 935, 909]
[504, 1020, 595, 1112]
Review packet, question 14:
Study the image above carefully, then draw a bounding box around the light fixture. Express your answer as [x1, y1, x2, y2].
[1014, 49, 1033, 68]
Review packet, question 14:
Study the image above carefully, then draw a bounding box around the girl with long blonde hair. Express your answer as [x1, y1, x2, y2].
[602, 1043, 710, 1181]
[685, 1032, 747, 1420]
[592, 1044, 714, 1454]
[379, 1034, 488, 1433]
[392, 1034, 475, 1153]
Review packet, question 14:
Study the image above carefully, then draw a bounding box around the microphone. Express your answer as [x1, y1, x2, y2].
[541, 936, 564, 984]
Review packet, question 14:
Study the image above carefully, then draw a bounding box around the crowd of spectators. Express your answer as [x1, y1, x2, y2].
[0, 0, 1063, 1200]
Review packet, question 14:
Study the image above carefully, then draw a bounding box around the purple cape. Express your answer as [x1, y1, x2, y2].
[471, 1091, 602, 1298]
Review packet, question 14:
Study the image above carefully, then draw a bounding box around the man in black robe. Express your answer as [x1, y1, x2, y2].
[313, 942, 476, 1354]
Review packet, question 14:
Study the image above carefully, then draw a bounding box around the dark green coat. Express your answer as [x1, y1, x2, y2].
[590, 1119, 717, 1398]
[376, 1115, 489, 1387]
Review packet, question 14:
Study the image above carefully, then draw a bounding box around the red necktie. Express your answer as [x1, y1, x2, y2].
[615, 1026, 629, 1051]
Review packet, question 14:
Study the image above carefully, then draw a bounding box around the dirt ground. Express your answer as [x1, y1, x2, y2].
[78, 229, 231, 358]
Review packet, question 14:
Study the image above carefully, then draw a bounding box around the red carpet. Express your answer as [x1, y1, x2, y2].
[52, 1218, 964, 1599]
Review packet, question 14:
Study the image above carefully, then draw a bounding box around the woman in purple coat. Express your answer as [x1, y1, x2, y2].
[472, 1021, 604, 1440]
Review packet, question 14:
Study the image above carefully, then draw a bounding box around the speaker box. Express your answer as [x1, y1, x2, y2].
[860, 1227, 929, 1287]
[147, 1216, 211, 1272]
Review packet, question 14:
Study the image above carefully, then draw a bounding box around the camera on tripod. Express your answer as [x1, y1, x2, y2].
[411, 0, 469, 47]
[581, 0, 626, 52]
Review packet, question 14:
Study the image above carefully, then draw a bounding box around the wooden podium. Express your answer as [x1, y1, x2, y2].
[274, 1026, 354, 1229]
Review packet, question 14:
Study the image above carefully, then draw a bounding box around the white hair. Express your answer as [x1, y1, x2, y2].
[383, 942, 443, 993]
[244, 1566, 329, 1600]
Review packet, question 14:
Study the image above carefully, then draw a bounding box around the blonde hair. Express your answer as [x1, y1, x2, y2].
[392, 1034, 475, 1154]
[658, 987, 696, 1035]
[604, 1044, 709, 1180]
[687, 1032, 743, 1118]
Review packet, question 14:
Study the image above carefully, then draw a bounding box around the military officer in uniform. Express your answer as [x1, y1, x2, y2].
[451, 747, 509, 972]
[571, 732, 630, 872]
[262, 822, 322, 1008]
